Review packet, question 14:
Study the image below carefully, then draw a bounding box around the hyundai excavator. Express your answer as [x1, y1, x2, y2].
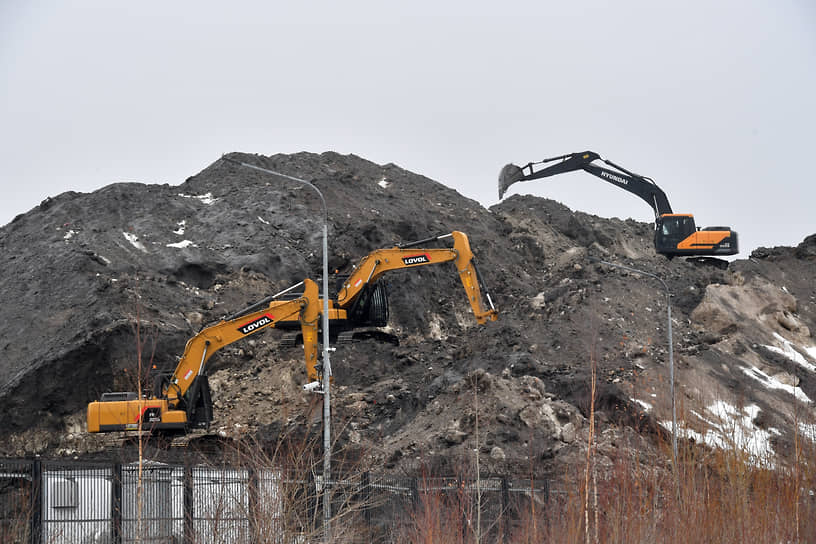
[498, 151, 738, 258]
[273, 231, 499, 337]
[87, 279, 320, 434]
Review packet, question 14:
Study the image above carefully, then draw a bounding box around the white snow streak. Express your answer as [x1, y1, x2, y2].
[666, 401, 777, 466]
[179, 192, 217, 205]
[378, 177, 390, 188]
[799, 422, 816, 443]
[63, 230, 76, 240]
[764, 332, 816, 372]
[258, 216, 270, 225]
[166, 240, 197, 249]
[741, 365, 812, 403]
[122, 232, 147, 252]
[173, 220, 186, 235]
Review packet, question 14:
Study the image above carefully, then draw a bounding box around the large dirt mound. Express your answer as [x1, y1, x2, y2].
[1, 152, 814, 475]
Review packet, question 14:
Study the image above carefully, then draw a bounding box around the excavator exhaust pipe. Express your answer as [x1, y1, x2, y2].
[498, 163, 525, 199]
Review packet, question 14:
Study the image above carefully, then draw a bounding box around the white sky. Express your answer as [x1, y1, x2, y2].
[2, 1, 815, 255]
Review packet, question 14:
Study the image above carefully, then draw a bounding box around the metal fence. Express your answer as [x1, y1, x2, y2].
[0, 458, 550, 543]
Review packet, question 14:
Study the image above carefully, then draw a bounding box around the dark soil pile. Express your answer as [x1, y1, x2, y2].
[1, 151, 814, 477]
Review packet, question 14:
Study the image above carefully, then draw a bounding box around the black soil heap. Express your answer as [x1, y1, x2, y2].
[1, 151, 814, 475]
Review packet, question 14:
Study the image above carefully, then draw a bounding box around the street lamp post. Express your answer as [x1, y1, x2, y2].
[589, 257, 677, 467]
[223, 156, 333, 540]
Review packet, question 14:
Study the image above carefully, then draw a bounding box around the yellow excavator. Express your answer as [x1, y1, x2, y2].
[499, 151, 738, 258]
[273, 230, 499, 335]
[87, 279, 320, 433]
[87, 231, 498, 434]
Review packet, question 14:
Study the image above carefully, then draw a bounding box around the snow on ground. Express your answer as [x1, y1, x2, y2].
[257, 216, 270, 225]
[173, 220, 186, 235]
[764, 332, 816, 372]
[178, 192, 217, 205]
[666, 401, 778, 466]
[378, 177, 390, 188]
[741, 364, 812, 403]
[166, 240, 197, 249]
[632, 398, 653, 412]
[63, 230, 76, 240]
[799, 422, 816, 443]
[122, 232, 147, 252]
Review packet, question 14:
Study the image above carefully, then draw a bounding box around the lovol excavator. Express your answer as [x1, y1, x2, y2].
[273, 231, 499, 336]
[498, 151, 738, 258]
[87, 231, 498, 435]
[87, 279, 320, 433]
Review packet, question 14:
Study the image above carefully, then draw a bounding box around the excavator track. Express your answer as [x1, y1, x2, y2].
[685, 256, 730, 269]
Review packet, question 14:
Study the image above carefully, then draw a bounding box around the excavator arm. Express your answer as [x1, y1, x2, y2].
[87, 279, 320, 433]
[336, 231, 498, 324]
[499, 151, 738, 257]
[499, 151, 672, 218]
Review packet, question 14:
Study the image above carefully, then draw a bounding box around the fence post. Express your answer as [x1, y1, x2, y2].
[304, 470, 317, 533]
[247, 465, 259, 541]
[360, 471, 371, 531]
[459, 476, 467, 540]
[501, 476, 510, 540]
[111, 463, 122, 544]
[183, 463, 193, 544]
[29, 460, 41, 544]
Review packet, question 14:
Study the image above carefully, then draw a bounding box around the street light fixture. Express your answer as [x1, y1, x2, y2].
[588, 256, 678, 467]
[222, 156, 334, 540]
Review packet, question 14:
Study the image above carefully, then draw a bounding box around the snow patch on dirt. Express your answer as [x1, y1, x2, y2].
[122, 232, 147, 252]
[764, 332, 816, 372]
[741, 365, 812, 403]
[800, 422, 816, 443]
[179, 192, 217, 205]
[173, 220, 186, 235]
[670, 401, 778, 466]
[167, 240, 197, 249]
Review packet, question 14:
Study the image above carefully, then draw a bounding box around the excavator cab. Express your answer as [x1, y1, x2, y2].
[654, 214, 697, 254]
[346, 281, 389, 327]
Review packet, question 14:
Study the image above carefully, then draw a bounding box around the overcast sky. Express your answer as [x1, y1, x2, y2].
[2, 1, 814, 255]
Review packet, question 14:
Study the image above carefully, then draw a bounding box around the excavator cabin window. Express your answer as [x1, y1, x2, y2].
[659, 215, 695, 239]
[655, 215, 698, 255]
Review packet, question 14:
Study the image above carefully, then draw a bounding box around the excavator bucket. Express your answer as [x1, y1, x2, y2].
[498, 163, 525, 199]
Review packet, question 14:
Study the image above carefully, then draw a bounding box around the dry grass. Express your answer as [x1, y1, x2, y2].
[385, 431, 816, 544]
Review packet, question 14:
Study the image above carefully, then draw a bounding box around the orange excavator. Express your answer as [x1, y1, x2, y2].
[87, 279, 320, 433]
[273, 231, 498, 340]
[87, 231, 499, 434]
[499, 151, 738, 258]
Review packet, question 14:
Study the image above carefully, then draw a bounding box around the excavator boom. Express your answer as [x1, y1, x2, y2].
[499, 151, 672, 217]
[336, 231, 498, 324]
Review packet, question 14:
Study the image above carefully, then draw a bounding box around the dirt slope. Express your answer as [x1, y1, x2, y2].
[0, 151, 813, 476]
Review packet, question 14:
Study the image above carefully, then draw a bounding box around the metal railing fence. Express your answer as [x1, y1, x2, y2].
[0, 458, 550, 544]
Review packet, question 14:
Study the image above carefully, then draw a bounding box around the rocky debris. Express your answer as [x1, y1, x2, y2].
[0, 151, 814, 478]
